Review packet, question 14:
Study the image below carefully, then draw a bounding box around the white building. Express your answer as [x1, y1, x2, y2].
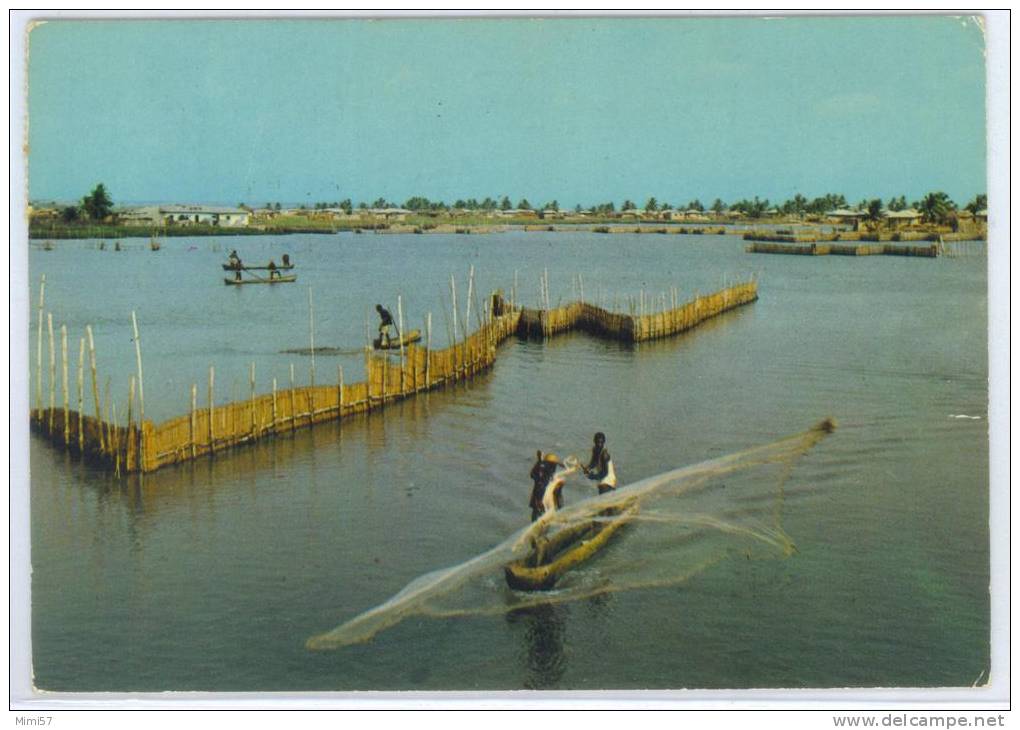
[160, 205, 250, 227]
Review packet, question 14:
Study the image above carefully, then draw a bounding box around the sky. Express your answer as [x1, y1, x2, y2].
[26, 15, 988, 209]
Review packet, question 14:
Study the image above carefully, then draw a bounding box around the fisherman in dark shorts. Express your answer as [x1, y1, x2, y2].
[529, 450, 550, 522]
[268, 259, 280, 280]
[583, 432, 617, 494]
[376, 304, 395, 346]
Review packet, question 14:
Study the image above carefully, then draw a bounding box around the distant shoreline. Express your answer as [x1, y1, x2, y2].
[28, 218, 983, 242]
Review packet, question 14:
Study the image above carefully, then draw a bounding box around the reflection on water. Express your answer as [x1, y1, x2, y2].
[507, 603, 567, 689]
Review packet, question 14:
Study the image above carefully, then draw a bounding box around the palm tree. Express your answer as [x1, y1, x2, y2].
[918, 191, 954, 225]
[965, 193, 987, 214]
[866, 199, 884, 230]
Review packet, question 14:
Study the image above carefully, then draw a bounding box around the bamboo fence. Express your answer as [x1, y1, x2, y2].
[30, 279, 758, 474]
[746, 242, 939, 258]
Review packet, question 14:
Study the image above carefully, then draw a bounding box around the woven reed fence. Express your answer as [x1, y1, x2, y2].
[747, 242, 939, 258]
[517, 279, 757, 342]
[30, 280, 756, 474]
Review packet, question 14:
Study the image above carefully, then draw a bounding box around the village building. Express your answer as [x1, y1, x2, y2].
[160, 204, 250, 227]
[116, 205, 163, 227]
[827, 208, 868, 230]
[367, 208, 412, 221]
[884, 208, 922, 229]
[497, 209, 539, 219]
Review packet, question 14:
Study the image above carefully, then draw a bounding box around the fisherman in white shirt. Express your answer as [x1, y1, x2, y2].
[582, 431, 617, 494]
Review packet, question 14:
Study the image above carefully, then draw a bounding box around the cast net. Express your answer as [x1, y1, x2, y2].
[306, 418, 836, 650]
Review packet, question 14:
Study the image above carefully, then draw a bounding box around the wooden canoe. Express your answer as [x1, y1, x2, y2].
[504, 501, 636, 591]
[222, 263, 295, 271]
[373, 329, 422, 350]
[223, 274, 297, 285]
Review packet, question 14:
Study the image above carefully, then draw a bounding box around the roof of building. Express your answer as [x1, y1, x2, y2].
[828, 208, 867, 217]
[884, 208, 922, 219]
[159, 204, 248, 215]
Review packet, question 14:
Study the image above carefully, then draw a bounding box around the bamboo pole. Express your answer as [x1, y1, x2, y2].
[289, 363, 296, 430]
[102, 377, 111, 457]
[464, 265, 474, 340]
[187, 383, 195, 459]
[397, 294, 405, 394]
[249, 362, 257, 437]
[450, 275, 459, 349]
[60, 324, 68, 443]
[35, 275, 45, 421]
[425, 312, 432, 387]
[112, 403, 121, 477]
[131, 312, 145, 467]
[86, 326, 103, 451]
[77, 338, 84, 453]
[579, 273, 584, 305]
[272, 377, 278, 431]
[364, 347, 372, 404]
[47, 313, 55, 433]
[127, 376, 135, 469]
[512, 269, 518, 311]
[337, 364, 344, 416]
[308, 288, 316, 387]
[208, 366, 215, 449]
[439, 293, 453, 361]
[471, 271, 483, 330]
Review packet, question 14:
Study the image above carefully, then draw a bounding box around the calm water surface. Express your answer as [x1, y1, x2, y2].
[27, 231, 988, 690]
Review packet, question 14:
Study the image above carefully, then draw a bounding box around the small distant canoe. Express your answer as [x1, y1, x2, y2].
[222, 263, 295, 271]
[504, 501, 636, 591]
[373, 329, 422, 350]
[224, 275, 297, 285]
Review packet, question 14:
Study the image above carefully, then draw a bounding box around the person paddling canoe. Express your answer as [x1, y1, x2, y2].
[228, 250, 242, 280]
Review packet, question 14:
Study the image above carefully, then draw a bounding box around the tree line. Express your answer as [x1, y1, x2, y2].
[286, 191, 988, 223]
[49, 184, 988, 226]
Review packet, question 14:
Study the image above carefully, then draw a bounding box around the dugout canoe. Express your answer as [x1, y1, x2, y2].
[223, 274, 297, 285]
[373, 329, 422, 350]
[222, 263, 295, 271]
[504, 501, 636, 591]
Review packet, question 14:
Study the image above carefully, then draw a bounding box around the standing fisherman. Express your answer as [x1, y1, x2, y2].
[528, 451, 550, 522]
[539, 453, 580, 516]
[376, 304, 396, 347]
[583, 432, 617, 494]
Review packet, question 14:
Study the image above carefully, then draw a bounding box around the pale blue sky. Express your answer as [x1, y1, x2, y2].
[27, 16, 987, 208]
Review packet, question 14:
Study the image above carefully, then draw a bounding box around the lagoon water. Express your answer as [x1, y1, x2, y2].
[26, 231, 989, 691]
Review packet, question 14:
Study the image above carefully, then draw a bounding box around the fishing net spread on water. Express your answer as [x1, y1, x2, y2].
[306, 418, 836, 650]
